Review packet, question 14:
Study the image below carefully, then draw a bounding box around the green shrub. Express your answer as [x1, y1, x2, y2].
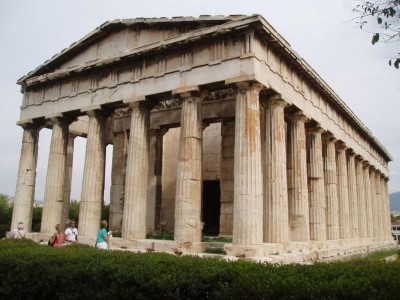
[1, 239, 400, 299]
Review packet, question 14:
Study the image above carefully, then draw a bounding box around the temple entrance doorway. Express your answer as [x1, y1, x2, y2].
[202, 180, 221, 235]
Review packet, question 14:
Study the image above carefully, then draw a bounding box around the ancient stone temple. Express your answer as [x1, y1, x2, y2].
[12, 15, 394, 260]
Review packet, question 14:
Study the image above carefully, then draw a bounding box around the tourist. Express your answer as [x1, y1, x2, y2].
[95, 220, 112, 250]
[12, 221, 26, 239]
[49, 224, 64, 247]
[64, 219, 78, 245]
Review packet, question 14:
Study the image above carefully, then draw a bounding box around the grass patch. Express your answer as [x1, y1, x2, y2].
[201, 235, 232, 243]
[146, 231, 174, 240]
[363, 249, 398, 260]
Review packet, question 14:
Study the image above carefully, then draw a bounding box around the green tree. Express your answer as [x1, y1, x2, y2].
[353, 0, 400, 68]
[0, 194, 13, 238]
[69, 200, 80, 223]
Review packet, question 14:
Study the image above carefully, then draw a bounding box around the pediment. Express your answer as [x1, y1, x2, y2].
[18, 16, 247, 83]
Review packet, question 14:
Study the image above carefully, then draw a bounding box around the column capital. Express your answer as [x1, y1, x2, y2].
[227, 80, 265, 93]
[322, 132, 337, 143]
[261, 94, 288, 109]
[335, 141, 347, 151]
[172, 86, 201, 99]
[346, 148, 356, 157]
[287, 110, 309, 123]
[362, 161, 370, 168]
[17, 118, 44, 130]
[306, 123, 324, 134]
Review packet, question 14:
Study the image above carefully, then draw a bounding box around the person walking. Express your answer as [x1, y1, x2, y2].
[96, 220, 112, 250]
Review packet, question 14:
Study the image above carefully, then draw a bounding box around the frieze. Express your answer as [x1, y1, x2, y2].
[114, 107, 131, 118]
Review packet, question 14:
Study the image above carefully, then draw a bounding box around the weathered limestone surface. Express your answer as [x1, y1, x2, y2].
[79, 110, 107, 237]
[363, 164, 374, 237]
[11, 126, 40, 232]
[346, 151, 359, 239]
[174, 89, 203, 244]
[306, 126, 326, 241]
[287, 112, 309, 242]
[263, 98, 289, 243]
[355, 157, 367, 238]
[370, 169, 378, 237]
[122, 102, 151, 240]
[109, 131, 128, 231]
[41, 118, 70, 233]
[62, 133, 75, 229]
[232, 82, 263, 246]
[220, 120, 234, 236]
[336, 144, 350, 239]
[147, 129, 165, 233]
[323, 134, 340, 240]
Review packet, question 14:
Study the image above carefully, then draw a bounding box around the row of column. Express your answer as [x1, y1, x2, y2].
[12, 81, 392, 248]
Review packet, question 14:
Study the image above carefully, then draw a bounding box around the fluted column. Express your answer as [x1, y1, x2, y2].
[220, 120, 235, 236]
[370, 168, 378, 237]
[374, 171, 382, 237]
[62, 133, 75, 229]
[263, 97, 289, 243]
[363, 163, 374, 237]
[232, 82, 263, 245]
[378, 173, 387, 237]
[336, 143, 350, 239]
[306, 125, 326, 241]
[11, 124, 40, 232]
[173, 87, 203, 244]
[79, 110, 107, 237]
[346, 150, 359, 238]
[287, 111, 310, 242]
[355, 157, 367, 238]
[122, 101, 151, 240]
[109, 131, 128, 231]
[41, 117, 71, 233]
[383, 178, 391, 237]
[147, 128, 167, 233]
[323, 134, 339, 240]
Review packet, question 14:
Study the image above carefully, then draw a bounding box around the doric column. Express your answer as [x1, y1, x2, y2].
[122, 101, 151, 240]
[62, 133, 76, 229]
[383, 178, 391, 237]
[370, 168, 378, 237]
[355, 156, 367, 238]
[336, 143, 350, 239]
[374, 171, 382, 237]
[147, 128, 167, 233]
[346, 150, 359, 238]
[232, 82, 263, 245]
[220, 119, 235, 236]
[109, 131, 128, 231]
[263, 97, 289, 243]
[79, 110, 107, 237]
[41, 117, 71, 233]
[173, 87, 203, 244]
[323, 133, 339, 240]
[363, 163, 374, 237]
[11, 124, 40, 232]
[287, 111, 310, 242]
[378, 173, 387, 237]
[306, 125, 326, 241]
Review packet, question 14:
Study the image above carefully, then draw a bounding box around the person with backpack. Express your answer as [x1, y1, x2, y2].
[48, 224, 64, 247]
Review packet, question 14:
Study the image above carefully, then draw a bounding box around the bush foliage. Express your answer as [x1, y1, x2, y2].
[1, 239, 400, 299]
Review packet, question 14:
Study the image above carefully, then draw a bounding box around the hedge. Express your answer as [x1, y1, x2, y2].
[0, 239, 399, 299]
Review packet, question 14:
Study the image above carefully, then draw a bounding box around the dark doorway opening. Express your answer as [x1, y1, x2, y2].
[202, 180, 221, 235]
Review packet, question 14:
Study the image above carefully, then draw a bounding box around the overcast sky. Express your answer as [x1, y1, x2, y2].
[0, 0, 398, 204]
